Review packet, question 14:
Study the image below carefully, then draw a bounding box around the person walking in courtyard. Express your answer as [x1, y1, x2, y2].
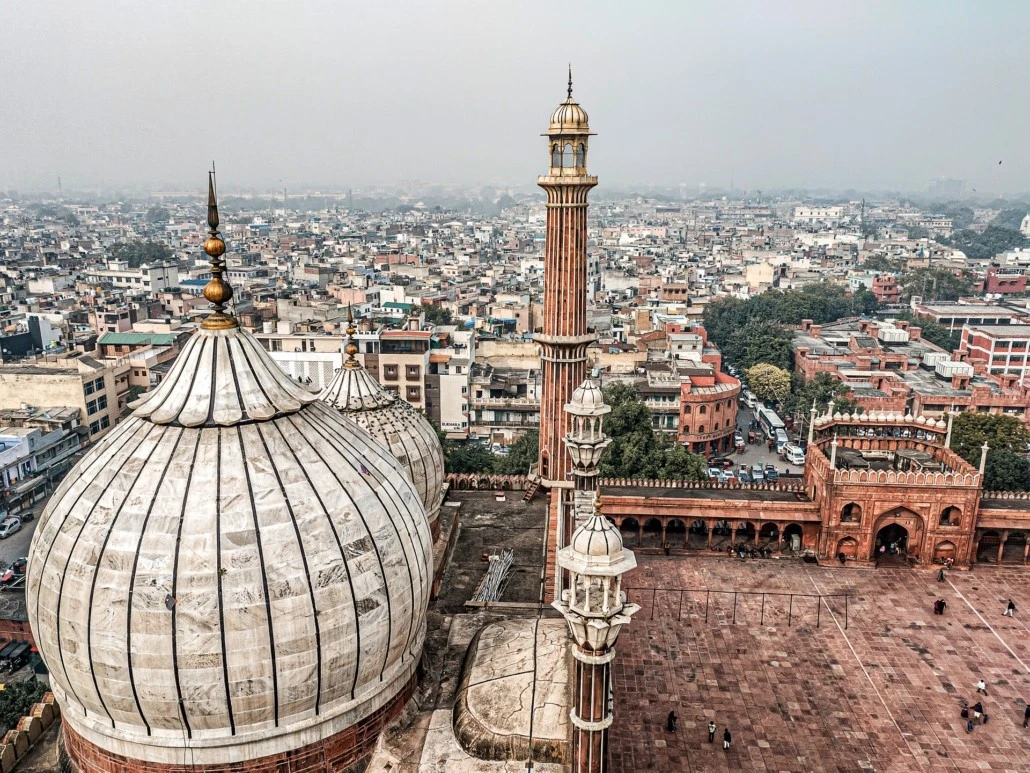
[708, 721, 716, 742]
[723, 727, 731, 750]
[1023, 703, 1030, 728]
[938, 599, 947, 615]
[937, 568, 945, 582]
[666, 711, 677, 732]
[977, 679, 988, 695]
[1004, 599, 1016, 617]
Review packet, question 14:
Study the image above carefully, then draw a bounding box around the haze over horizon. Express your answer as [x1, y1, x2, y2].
[2, 1, 1028, 196]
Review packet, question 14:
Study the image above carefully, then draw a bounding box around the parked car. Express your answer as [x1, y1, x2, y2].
[764, 465, 779, 482]
[721, 470, 737, 483]
[750, 465, 765, 483]
[0, 519, 21, 540]
[709, 456, 734, 469]
[708, 467, 722, 480]
[738, 470, 751, 483]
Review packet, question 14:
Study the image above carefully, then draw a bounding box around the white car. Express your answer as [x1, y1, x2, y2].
[782, 443, 806, 466]
[0, 518, 21, 540]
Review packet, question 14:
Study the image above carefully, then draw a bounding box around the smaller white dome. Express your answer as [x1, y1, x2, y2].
[565, 379, 611, 417]
[842, 412, 852, 422]
[916, 416, 927, 425]
[936, 419, 947, 429]
[833, 412, 843, 420]
[570, 511, 624, 558]
[905, 412, 914, 421]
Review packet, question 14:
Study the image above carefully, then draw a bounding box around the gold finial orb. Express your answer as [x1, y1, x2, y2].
[203, 278, 233, 305]
[345, 342, 359, 357]
[204, 236, 226, 258]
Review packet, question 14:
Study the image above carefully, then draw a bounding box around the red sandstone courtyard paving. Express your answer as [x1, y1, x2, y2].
[609, 555, 1030, 772]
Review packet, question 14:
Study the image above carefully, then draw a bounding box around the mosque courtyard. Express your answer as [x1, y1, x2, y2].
[610, 556, 1030, 773]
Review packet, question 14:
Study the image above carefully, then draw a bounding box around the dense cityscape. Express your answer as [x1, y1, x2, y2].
[3, 3, 1030, 772]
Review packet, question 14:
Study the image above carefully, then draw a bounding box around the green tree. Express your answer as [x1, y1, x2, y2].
[703, 283, 878, 368]
[446, 442, 496, 474]
[109, 240, 173, 268]
[898, 268, 973, 303]
[145, 205, 171, 224]
[780, 372, 858, 422]
[722, 320, 794, 370]
[0, 680, 47, 734]
[906, 225, 929, 239]
[941, 226, 1028, 261]
[950, 413, 1030, 470]
[992, 208, 1030, 231]
[495, 429, 538, 474]
[862, 254, 904, 273]
[599, 383, 707, 479]
[423, 305, 454, 326]
[983, 450, 1030, 492]
[745, 364, 791, 403]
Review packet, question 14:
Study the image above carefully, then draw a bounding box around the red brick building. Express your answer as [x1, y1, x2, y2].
[871, 274, 900, 304]
[677, 371, 740, 454]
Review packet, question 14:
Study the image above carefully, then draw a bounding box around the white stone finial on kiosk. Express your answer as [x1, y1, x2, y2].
[830, 434, 839, 468]
[808, 399, 818, 443]
[979, 441, 990, 475]
[945, 411, 954, 448]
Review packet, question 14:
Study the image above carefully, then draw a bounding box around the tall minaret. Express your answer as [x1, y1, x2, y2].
[537, 69, 597, 600]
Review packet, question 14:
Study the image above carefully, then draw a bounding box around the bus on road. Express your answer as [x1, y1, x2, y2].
[756, 405, 789, 451]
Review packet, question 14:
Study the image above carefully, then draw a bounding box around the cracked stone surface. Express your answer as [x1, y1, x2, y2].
[609, 555, 1030, 772]
[419, 709, 564, 772]
[464, 618, 570, 740]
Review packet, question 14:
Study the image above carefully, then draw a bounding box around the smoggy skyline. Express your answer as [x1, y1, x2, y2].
[2, 1, 1028, 196]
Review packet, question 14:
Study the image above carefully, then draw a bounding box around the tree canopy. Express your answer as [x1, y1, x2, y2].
[445, 441, 496, 474]
[109, 240, 173, 268]
[898, 267, 973, 303]
[950, 413, 1030, 491]
[941, 226, 1028, 261]
[703, 284, 878, 370]
[983, 450, 1030, 492]
[599, 383, 708, 480]
[745, 364, 791, 403]
[495, 429, 538, 475]
[0, 680, 47, 735]
[862, 254, 904, 273]
[422, 305, 454, 326]
[780, 372, 858, 423]
[145, 205, 171, 224]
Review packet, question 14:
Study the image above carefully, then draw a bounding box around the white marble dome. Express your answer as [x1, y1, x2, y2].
[566, 379, 610, 417]
[26, 322, 433, 766]
[320, 352, 445, 530]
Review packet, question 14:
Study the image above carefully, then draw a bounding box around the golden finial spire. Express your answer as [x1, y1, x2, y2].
[343, 304, 359, 368]
[567, 64, 573, 99]
[201, 168, 237, 330]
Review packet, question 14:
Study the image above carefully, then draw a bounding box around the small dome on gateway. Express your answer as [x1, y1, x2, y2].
[320, 312, 446, 532]
[27, 176, 433, 770]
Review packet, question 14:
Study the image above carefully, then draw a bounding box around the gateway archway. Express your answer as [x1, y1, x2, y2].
[873, 523, 909, 563]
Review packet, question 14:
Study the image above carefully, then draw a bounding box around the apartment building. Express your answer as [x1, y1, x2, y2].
[86, 258, 179, 296]
[0, 412, 82, 514]
[0, 354, 129, 440]
[959, 325, 1030, 380]
[913, 302, 1021, 332]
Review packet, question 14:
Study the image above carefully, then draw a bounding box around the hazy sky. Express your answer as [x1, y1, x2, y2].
[2, 1, 1028, 195]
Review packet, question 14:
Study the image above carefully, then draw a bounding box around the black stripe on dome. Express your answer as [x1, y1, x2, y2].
[256, 421, 324, 716]
[53, 420, 155, 723]
[236, 425, 280, 726]
[299, 407, 408, 680]
[169, 424, 202, 738]
[125, 426, 185, 735]
[85, 423, 171, 732]
[281, 413, 363, 699]
[215, 430, 237, 734]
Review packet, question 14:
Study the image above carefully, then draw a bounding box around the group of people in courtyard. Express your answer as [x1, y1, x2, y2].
[665, 712, 732, 750]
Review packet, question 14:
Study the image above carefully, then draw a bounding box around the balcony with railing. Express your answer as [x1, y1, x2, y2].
[472, 396, 542, 411]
